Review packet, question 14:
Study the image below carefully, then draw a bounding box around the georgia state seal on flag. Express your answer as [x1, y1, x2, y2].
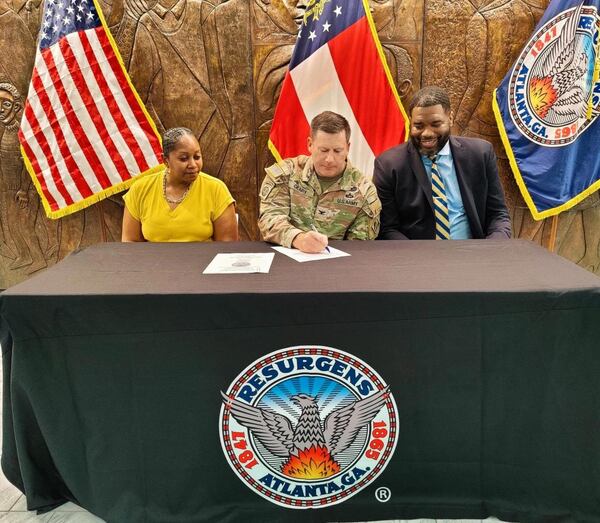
[268, 0, 408, 178]
[494, 0, 600, 220]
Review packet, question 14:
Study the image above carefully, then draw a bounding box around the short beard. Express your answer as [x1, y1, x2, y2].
[411, 133, 450, 157]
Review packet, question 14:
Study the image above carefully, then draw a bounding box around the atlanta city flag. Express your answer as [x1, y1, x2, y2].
[268, 0, 408, 178]
[19, 0, 163, 219]
[494, 0, 600, 220]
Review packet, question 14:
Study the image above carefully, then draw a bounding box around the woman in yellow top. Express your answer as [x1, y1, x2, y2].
[122, 128, 238, 242]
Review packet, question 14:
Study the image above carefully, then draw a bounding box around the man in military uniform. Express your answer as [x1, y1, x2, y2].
[259, 111, 381, 253]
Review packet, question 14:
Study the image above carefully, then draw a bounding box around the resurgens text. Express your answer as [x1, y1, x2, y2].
[237, 355, 374, 403]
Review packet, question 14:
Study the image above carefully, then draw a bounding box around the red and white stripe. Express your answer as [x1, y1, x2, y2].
[270, 17, 407, 177]
[19, 26, 162, 214]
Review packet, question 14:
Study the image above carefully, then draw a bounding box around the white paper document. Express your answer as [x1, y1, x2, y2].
[203, 253, 275, 274]
[272, 246, 350, 263]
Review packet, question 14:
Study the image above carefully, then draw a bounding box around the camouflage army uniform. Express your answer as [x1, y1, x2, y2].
[258, 155, 381, 247]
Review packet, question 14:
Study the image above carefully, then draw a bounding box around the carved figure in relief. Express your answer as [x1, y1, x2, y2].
[128, 0, 225, 174]
[0, 2, 35, 97]
[100, 0, 159, 68]
[256, 45, 295, 128]
[454, 0, 546, 140]
[0, 83, 48, 273]
[381, 44, 414, 102]
[370, 0, 419, 41]
[453, 0, 547, 237]
[12, 0, 44, 39]
[130, 0, 259, 178]
[253, 0, 309, 127]
[253, 0, 306, 39]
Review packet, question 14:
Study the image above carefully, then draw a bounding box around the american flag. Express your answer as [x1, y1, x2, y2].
[19, 0, 163, 219]
[268, 0, 408, 178]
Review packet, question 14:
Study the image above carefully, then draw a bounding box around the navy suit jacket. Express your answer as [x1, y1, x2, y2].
[373, 136, 511, 240]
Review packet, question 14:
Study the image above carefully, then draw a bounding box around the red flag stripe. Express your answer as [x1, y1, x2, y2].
[42, 47, 113, 191]
[328, 17, 406, 155]
[28, 58, 92, 199]
[289, 43, 376, 176]
[23, 73, 78, 204]
[18, 123, 60, 211]
[60, 35, 132, 182]
[93, 28, 163, 163]
[80, 30, 148, 174]
[73, 31, 142, 177]
[20, 101, 73, 207]
[269, 72, 310, 159]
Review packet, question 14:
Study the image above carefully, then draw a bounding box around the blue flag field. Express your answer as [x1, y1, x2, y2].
[494, 0, 600, 220]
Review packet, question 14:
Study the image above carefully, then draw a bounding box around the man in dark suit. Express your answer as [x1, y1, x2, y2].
[373, 86, 511, 240]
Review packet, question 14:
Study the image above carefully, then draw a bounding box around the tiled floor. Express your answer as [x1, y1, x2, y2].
[0, 346, 511, 523]
[0, 461, 103, 521]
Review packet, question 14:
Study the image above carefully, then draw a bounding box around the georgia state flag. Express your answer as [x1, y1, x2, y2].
[268, 0, 408, 177]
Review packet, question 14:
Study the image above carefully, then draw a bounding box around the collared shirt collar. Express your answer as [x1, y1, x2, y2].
[437, 140, 451, 157]
[421, 140, 451, 162]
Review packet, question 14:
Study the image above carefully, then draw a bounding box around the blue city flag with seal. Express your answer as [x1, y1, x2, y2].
[493, 0, 600, 220]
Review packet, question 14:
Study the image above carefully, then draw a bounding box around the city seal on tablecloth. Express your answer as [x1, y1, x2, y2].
[219, 346, 398, 508]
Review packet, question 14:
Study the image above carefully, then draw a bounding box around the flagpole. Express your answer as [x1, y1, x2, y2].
[97, 200, 107, 243]
[548, 214, 559, 253]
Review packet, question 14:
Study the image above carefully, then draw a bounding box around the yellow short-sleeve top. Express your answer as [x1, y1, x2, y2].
[123, 170, 235, 242]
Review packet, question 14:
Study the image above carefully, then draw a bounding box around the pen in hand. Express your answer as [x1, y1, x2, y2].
[310, 224, 330, 253]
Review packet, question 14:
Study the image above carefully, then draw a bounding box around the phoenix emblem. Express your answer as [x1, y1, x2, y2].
[222, 386, 390, 479]
[529, 4, 592, 122]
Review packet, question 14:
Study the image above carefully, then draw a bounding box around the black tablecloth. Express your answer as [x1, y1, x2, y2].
[1, 240, 599, 522]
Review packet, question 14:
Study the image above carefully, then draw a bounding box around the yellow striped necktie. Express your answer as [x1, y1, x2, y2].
[430, 156, 450, 240]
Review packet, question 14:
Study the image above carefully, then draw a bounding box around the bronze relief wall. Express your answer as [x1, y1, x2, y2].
[1, 0, 598, 288]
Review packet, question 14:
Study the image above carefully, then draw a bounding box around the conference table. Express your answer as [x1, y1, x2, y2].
[1, 240, 599, 523]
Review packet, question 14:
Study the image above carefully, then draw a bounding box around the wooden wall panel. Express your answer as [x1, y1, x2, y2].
[1, 0, 598, 288]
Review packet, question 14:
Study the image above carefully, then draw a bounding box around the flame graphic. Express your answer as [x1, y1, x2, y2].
[529, 76, 558, 118]
[281, 445, 341, 479]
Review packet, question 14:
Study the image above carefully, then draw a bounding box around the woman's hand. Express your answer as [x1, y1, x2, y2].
[213, 203, 239, 241]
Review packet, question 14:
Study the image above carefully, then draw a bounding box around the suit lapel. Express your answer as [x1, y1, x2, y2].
[408, 141, 433, 211]
[450, 137, 482, 236]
